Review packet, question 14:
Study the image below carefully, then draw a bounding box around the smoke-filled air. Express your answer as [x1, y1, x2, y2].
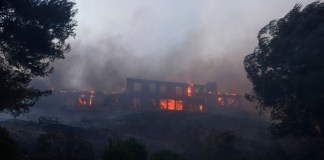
[33, 0, 316, 94]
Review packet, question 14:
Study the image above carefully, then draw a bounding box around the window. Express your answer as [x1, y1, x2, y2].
[133, 97, 141, 107]
[175, 100, 183, 110]
[194, 88, 199, 94]
[160, 99, 167, 109]
[149, 84, 156, 93]
[167, 99, 175, 110]
[134, 83, 141, 92]
[160, 85, 167, 94]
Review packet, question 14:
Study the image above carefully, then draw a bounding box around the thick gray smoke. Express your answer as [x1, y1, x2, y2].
[31, 0, 318, 95]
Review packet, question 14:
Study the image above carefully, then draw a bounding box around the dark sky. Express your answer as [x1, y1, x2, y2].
[32, 0, 318, 94]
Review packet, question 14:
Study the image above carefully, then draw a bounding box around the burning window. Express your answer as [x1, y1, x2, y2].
[167, 99, 175, 110]
[149, 84, 156, 93]
[175, 100, 183, 110]
[134, 83, 142, 92]
[176, 86, 182, 96]
[160, 85, 167, 94]
[160, 99, 167, 109]
[187, 82, 194, 96]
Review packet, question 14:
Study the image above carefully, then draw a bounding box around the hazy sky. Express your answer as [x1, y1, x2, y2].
[35, 0, 319, 94]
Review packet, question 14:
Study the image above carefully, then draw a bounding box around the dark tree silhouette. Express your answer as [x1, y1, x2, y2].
[102, 137, 147, 160]
[0, 0, 77, 115]
[0, 126, 18, 160]
[151, 150, 186, 160]
[244, 1, 324, 138]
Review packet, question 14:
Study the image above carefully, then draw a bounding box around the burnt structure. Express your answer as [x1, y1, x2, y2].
[125, 78, 241, 111]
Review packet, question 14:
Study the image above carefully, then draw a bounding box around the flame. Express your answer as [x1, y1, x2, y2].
[175, 100, 183, 110]
[168, 99, 175, 110]
[78, 94, 87, 105]
[199, 105, 203, 112]
[78, 90, 95, 106]
[89, 95, 94, 106]
[218, 97, 224, 106]
[160, 99, 167, 109]
[160, 99, 183, 111]
[187, 81, 194, 96]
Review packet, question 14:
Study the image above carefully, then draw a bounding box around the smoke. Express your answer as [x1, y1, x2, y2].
[31, 0, 318, 94]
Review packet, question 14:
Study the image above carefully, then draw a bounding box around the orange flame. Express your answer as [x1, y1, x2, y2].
[160, 99, 183, 111]
[218, 98, 224, 106]
[78, 94, 87, 105]
[199, 105, 203, 112]
[168, 99, 175, 110]
[175, 100, 183, 110]
[89, 95, 94, 106]
[187, 81, 194, 96]
[160, 99, 167, 109]
[78, 90, 95, 106]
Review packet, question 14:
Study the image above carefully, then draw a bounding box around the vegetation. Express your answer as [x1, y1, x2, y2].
[0, 0, 77, 116]
[102, 137, 147, 160]
[200, 131, 245, 160]
[0, 126, 18, 160]
[36, 133, 94, 160]
[244, 1, 324, 138]
[151, 150, 185, 160]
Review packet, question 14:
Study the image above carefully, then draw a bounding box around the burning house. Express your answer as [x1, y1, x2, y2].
[124, 78, 241, 112]
[48, 78, 241, 112]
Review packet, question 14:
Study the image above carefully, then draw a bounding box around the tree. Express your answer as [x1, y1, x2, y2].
[244, 1, 324, 138]
[102, 137, 147, 160]
[151, 150, 186, 160]
[36, 133, 94, 160]
[0, 0, 77, 116]
[0, 126, 18, 160]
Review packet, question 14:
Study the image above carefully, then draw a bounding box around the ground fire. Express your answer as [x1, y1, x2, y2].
[50, 78, 241, 112]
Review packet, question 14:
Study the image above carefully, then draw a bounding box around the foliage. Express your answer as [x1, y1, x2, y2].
[102, 137, 147, 160]
[151, 150, 185, 160]
[0, 126, 18, 160]
[200, 131, 245, 160]
[0, 0, 77, 116]
[36, 133, 94, 160]
[244, 1, 324, 138]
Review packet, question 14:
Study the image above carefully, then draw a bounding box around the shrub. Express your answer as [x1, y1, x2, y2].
[151, 150, 185, 160]
[36, 133, 94, 160]
[102, 137, 147, 160]
[0, 126, 18, 160]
